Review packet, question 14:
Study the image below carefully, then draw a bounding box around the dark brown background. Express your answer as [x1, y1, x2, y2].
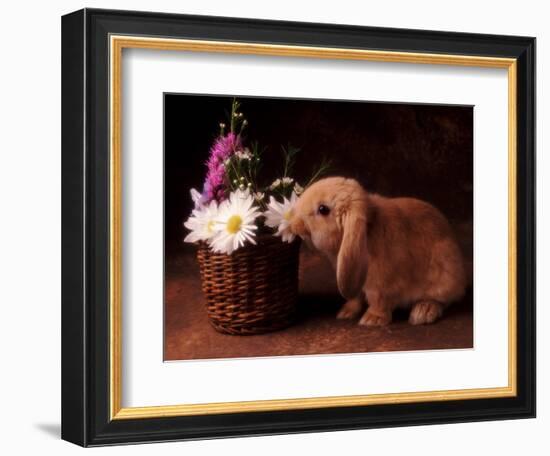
[164, 94, 473, 360]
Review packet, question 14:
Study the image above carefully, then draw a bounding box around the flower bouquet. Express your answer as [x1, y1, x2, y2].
[183, 99, 327, 335]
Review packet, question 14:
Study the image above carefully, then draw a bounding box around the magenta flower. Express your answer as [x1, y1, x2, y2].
[202, 132, 242, 203]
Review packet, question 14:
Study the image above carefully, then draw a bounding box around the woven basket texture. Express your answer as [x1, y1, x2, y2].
[196, 235, 300, 335]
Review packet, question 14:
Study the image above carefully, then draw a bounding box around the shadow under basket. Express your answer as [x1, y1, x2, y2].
[196, 236, 301, 335]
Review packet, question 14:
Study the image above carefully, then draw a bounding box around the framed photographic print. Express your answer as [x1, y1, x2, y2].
[61, 8, 536, 447]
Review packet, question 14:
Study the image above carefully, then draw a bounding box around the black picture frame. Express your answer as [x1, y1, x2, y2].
[62, 8, 535, 447]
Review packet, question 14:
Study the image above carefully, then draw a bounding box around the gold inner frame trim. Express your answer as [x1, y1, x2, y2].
[109, 35, 517, 421]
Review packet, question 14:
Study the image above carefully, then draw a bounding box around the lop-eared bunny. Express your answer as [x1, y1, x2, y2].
[289, 177, 466, 326]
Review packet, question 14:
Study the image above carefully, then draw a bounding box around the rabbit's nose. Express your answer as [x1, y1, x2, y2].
[289, 216, 307, 237]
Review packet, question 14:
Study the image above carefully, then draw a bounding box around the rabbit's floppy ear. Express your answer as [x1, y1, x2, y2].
[336, 201, 368, 299]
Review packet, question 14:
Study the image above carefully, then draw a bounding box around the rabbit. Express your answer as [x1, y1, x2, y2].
[288, 176, 466, 326]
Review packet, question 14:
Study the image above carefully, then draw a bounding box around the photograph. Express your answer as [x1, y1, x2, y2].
[164, 94, 474, 361]
[57, 6, 536, 448]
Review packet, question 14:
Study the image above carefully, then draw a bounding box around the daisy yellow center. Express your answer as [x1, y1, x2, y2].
[226, 215, 243, 234]
[283, 211, 291, 221]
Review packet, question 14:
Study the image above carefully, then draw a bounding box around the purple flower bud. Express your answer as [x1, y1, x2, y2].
[201, 132, 242, 203]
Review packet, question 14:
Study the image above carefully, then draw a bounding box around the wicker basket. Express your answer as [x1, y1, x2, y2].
[196, 235, 301, 335]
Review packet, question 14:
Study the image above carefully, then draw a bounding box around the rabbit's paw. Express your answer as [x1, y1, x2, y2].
[359, 309, 392, 327]
[337, 297, 364, 320]
[409, 300, 443, 325]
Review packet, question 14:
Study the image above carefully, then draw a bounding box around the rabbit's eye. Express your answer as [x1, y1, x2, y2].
[317, 204, 330, 216]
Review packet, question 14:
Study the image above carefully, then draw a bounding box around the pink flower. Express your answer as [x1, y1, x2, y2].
[202, 132, 241, 203]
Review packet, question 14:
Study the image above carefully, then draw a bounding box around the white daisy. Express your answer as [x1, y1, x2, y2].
[235, 149, 252, 161]
[269, 177, 295, 190]
[269, 178, 281, 190]
[281, 177, 294, 185]
[210, 189, 261, 254]
[254, 192, 265, 203]
[183, 200, 221, 243]
[264, 192, 299, 243]
[190, 188, 203, 209]
[293, 182, 304, 195]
